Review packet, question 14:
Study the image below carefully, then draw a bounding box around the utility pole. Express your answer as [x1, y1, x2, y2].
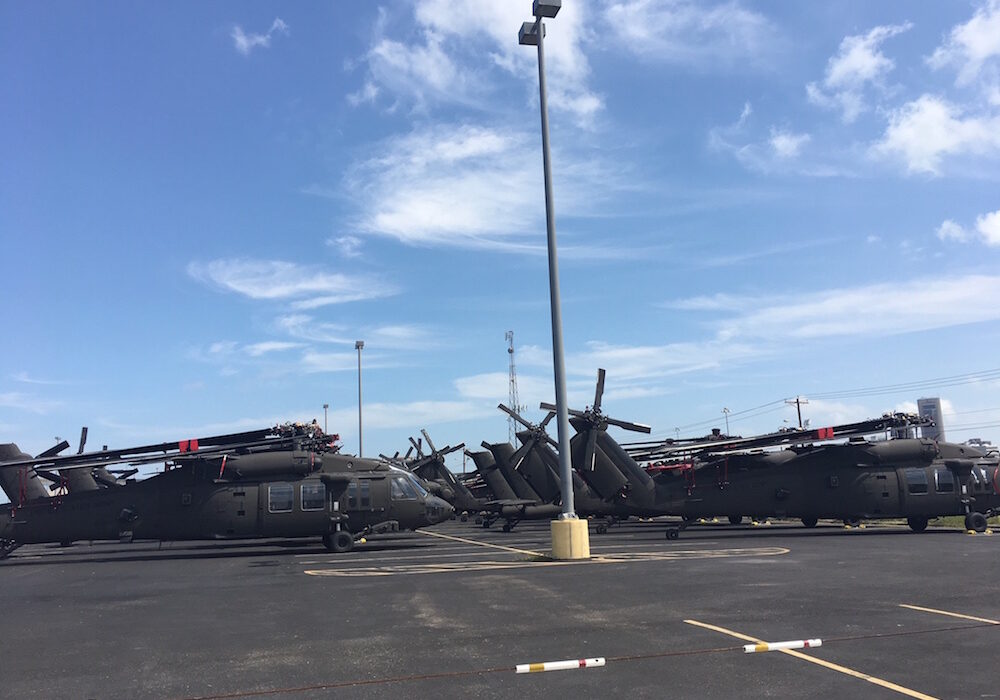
[785, 396, 809, 428]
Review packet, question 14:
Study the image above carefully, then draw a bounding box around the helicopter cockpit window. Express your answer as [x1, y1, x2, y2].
[391, 476, 418, 500]
[347, 482, 358, 509]
[301, 482, 326, 511]
[905, 468, 928, 495]
[268, 483, 294, 513]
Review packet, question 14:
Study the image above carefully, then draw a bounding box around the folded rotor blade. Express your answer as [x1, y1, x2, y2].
[36, 440, 71, 459]
[539, 402, 585, 418]
[606, 417, 652, 434]
[584, 428, 598, 472]
[593, 368, 606, 413]
[420, 429, 437, 454]
[498, 403, 534, 430]
[77, 427, 88, 455]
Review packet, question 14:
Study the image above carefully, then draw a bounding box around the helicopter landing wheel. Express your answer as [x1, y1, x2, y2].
[965, 512, 988, 533]
[666, 528, 680, 540]
[801, 516, 818, 528]
[907, 516, 928, 532]
[324, 530, 355, 553]
[596, 524, 608, 535]
[728, 515, 743, 525]
[502, 522, 512, 533]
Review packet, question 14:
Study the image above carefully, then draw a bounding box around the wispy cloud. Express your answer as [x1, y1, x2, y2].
[10, 372, 69, 386]
[187, 259, 399, 309]
[604, 0, 780, 70]
[0, 392, 63, 415]
[327, 235, 364, 259]
[806, 23, 911, 123]
[926, 0, 1000, 87]
[869, 95, 1000, 175]
[345, 123, 623, 251]
[704, 274, 1000, 341]
[231, 18, 289, 56]
[708, 104, 848, 176]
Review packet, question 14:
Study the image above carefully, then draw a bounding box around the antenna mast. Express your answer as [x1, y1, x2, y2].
[506, 330, 524, 443]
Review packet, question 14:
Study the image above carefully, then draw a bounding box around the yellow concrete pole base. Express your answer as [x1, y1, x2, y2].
[550, 518, 590, 560]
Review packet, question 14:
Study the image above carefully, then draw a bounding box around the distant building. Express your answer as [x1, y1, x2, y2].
[917, 397, 944, 441]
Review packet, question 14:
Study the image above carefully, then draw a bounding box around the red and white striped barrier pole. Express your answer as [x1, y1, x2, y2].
[516, 657, 606, 674]
[744, 639, 822, 654]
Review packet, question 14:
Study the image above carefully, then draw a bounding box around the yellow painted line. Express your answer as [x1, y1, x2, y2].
[684, 619, 938, 700]
[899, 604, 1000, 625]
[414, 529, 544, 557]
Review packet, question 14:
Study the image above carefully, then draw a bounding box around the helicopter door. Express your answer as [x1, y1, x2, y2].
[203, 485, 259, 538]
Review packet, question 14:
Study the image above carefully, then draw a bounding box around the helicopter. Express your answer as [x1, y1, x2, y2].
[552, 370, 1000, 538]
[0, 423, 452, 560]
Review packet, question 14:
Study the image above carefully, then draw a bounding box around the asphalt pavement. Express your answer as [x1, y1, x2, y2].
[3, 518, 998, 699]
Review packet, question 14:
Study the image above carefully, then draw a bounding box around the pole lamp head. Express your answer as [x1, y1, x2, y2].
[533, 0, 561, 18]
[355, 340, 365, 350]
[518, 21, 544, 46]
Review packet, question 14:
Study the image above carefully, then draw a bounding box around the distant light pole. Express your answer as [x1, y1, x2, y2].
[722, 407, 731, 435]
[519, 0, 575, 520]
[355, 340, 364, 457]
[323, 403, 329, 434]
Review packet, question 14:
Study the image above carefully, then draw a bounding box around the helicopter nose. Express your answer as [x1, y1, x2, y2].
[424, 496, 454, 525]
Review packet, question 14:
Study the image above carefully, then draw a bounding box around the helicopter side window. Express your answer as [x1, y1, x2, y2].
[268, 483, 294, 513]
[905, 469, 928, 495]
[347, 482, 358, 509]
[360, 481, 371, 508]
[301, 482, 326, 511]
[391, 476, 418, 500]
[934, 469, 955, 493]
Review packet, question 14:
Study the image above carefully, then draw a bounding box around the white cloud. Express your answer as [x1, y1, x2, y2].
[977, 209, 1000, 245]
[187, 259, 398, 308]
[353, 1, 601, 122]
[769, 128, 810, 159]
[936, 219, 970, 242]
[346, 123, 615, 249]
[806, 23, 912, 123]
[346, 81, 379, 107]
[870, 95, 1000, 174]
[300, 351, 364, 373]
[709, 104, 848, 176]
[927, 0, 1000, 86]
[231, 18, 289, 56]
[604, 0, 779, 69]
[10, 372, 68, 386]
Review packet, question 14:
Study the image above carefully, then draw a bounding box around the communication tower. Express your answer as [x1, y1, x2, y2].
[506, 331, 525, 443]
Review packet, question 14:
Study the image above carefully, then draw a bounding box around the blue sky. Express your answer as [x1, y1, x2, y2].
[3, 1, 1000, 484]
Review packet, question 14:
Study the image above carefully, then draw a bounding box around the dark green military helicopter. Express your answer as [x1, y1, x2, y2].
[556, 370, 1000, 538]
[0, 424, 452, 560]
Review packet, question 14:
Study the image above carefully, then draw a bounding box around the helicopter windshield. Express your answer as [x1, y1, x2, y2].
[405, 473, 428, 497]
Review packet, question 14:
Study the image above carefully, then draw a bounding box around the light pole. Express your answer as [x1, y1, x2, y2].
[722, 407, 731, 435]
[518, 0, 574, 521]
[519, 0, 588, 560]
[355, 340, 364, 457]
[323, 403, 329, 434]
